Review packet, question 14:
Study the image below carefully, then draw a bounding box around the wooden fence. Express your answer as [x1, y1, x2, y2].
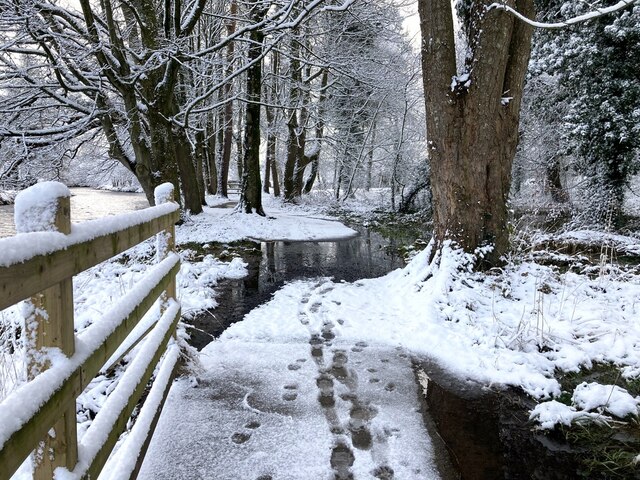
[0, 182, 181, 480]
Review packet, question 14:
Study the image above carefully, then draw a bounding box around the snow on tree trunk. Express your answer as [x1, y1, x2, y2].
[419, 0, 534, 267]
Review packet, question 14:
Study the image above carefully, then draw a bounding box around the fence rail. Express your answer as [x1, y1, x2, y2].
[0, 182, 181, 480]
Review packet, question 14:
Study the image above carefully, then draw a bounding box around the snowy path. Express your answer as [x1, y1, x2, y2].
[138, 281, 442, 480]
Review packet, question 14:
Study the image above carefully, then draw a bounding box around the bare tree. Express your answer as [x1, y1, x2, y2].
[419, 0, 638, 266]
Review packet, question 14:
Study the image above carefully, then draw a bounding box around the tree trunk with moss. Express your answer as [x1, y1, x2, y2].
[419, 0, 534, 267]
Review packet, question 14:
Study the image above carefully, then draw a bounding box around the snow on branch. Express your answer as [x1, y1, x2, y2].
[488, 0, 638, 29]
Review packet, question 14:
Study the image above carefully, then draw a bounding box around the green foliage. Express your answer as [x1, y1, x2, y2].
[556, 362, 640, 397]
[550, 363, 640, 478]
[563, 423, 640, 479]
[529, 1, 640, 225]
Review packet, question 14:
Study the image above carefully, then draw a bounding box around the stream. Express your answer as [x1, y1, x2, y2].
[0, 188, 149, 238]
[185, 226, 411, 349]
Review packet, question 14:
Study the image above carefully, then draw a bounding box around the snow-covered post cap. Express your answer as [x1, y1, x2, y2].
[14, 181, 71, 234]
[154, 182, 175, 205]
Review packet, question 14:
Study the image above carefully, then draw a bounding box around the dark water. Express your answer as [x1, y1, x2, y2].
[186, 227, 411, 349]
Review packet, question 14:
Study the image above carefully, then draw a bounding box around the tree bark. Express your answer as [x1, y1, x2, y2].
[263, 151, 271, 193]
[238, 12, 265, 215]
[284, 35, 301, 201]
[264, 51, 279, 195]
[419, 0, 534, 267]
[206, 121, 218, 195]
[195, 130, 206, 203]
[173, 126, 203, 213]
[271, 155, 281, 197]
[219, 0, 237, 198]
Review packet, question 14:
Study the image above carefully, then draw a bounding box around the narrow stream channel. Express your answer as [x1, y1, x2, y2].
[186, 226, 413, 349]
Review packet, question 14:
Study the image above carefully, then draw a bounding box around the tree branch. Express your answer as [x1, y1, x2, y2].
[488, 0, 637, 29]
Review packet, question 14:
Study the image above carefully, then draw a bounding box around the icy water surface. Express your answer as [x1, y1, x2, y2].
[0, 188, 148, 237]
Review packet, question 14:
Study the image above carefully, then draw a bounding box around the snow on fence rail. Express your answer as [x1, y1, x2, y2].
[0, 182, 181, 480]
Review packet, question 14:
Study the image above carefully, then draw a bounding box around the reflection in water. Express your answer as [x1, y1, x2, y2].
[0, 188, 148, 238]
[0, 204, 13, 238]
[187, 227, 415, 350]
[261, 231, 402, 287]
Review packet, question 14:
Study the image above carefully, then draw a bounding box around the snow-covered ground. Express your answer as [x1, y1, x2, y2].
[3, 188, 640, 478]
[177, 193, 358, 244]
[139, 341, 442, 480]
[1, 193, 360, 479]
[140, 214, 640, 477]
[214, 239, 640, 421]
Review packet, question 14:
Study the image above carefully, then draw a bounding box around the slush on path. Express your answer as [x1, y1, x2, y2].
[139, 280, 442, 480]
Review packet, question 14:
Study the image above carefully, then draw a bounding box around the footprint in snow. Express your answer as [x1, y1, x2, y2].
[373, 465, 395, 479]
[283, 383, 298, 401]
[231, 432, 251, 444]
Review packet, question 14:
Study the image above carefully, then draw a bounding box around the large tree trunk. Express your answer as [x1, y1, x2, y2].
[238, 20, 265, 215]
[283, 35, 301, 201]
[419, 0, 534, 267]
[174, 127, 204, 214]
[263, 123, 279, 196]
[216, 104, 226, 195]
[284, 115, 299, 200]
[236, 108, 244, 181]
[264, 51, 279, 195]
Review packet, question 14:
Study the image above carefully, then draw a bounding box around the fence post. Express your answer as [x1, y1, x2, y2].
[15, 182, 78, 478]
[154, 183, 177, 306]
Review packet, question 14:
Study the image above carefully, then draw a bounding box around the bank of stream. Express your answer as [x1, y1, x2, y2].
[182, 212, 640, 480]
[182, 222, 415, 350]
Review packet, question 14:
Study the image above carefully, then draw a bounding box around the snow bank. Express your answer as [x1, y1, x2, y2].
[176, 200, 357, 244]
[221, 239, 640, 404]
[530, 382, 640, 430]
[529, 401, 603, 429]
[532, 229, 640, 257]
[572, 382, 639, 418]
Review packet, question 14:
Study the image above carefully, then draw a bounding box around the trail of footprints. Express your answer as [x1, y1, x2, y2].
[228, 283, 402, 480]
[300, 284, 399, 480]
